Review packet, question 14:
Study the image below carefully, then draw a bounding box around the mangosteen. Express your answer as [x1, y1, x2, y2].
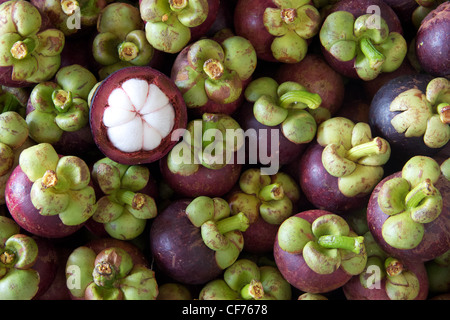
[367, 155, 450, 262]
[234, 0, 321, 63]
[415, 2, 450, 77]
[65, 237, 158, 300]
[343, 231, 429, 300]
[25, 64, 98, 157]
[89, 66, 188, 166]
[274, 209, 368, 293]
[0, 0, 65, 87]
[170, 35, 257, 116]
[89, 157, 158, 240]
[92, 2, 155, 79]
[0, 216, 58, 300]
[227, 168, 300, 254]
[299, 117, 391, 213]
[150, 196, 250, 285]
[160, 113, 243, 198]
[369, 74, 449, 163]
[199, 258, 292, 300]
[5, 143, 96, 238]
[140, 0, 220, 54]
[319, 0, 407, 80]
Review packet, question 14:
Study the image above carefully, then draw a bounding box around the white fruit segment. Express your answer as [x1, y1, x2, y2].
[102, 79, 175, 153]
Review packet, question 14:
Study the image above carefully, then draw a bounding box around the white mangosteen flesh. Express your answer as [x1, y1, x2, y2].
[102, 78, 176, 153]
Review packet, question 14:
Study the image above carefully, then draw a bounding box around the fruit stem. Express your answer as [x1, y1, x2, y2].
[61, 0, 80, 16]
[240, 279, 265, 300]
[0, 249, 16, 267]
[385, 257, 404, 277]
[52, 89, 73, 113]
[405, 179, 437, 209]
[280, 8, 297, 24]
[359, 37, 385, 69]
[93, 261, 116, 288]
[203, 59, 224, 80]
[118, 41, 140, 62]
[10, 38, 36, 60]
[216, 212, 250, 234]
[169, 0, 188, 11]
[279, 90, 322, 110]
[41, 170, 70, 192]
[115, 189, 146, 210]
[437, 103, 450, 124]
[258, 183, 284, 201]
[346, 137, 389, 162]
[318, 235, 365, 254]
[201, 113, 221, 148]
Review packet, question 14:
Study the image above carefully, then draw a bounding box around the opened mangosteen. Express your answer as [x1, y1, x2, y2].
[369, 74, 449, 163]
[160, 112, 242, 198]
[0, 216, 57, 300]
[367, 155, 450, 262]
[343, 231, 429, 300]
[299, 117, 391, 213]
[65, 237, 158, 300]
[0, 0, 65, 87]
[25, 64, 98, 157]
[234, 0, 321, 63]
[150, 196, 249, 285]
[274, 209, 367, 293]
[319, 0, 407, 81]
[227, 168, 300, 254]
[5, 143, 96, 238]
[89, 66, 188, 166]
[140, 0, 220, 54]
[89, 157, 158, 240]
[199, 258, 292, 300]
[171, 34, 257, 116]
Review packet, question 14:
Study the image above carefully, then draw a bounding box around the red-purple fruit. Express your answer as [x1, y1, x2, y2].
[274, 209, 367, 293]
[89, 66, 188, 166]
[367, 155, 450, 262]
[150, 197, 249, 285]
[415, 2, 450, 77]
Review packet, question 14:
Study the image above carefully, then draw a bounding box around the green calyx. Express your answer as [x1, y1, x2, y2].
[263, 0, 321, 63]
[278, 213, 367, 275]
[174, 37, 256, 108]
[246, 78, 321, 144]
[167, 113, 243, 173]
[389, 77, 450, 148]
[140, 0, 209, 53]
[378, 156, 443, 250]
[228, 168, 300, 225]
[186, 196, 249, 270]
[91, 158, 157, 240]
[19, 143, 96, 226]
[317, 117, 390, 197]
[66, 246, 158, 300]
[26, 64, 97, 143]
[0, 111, 28, 176]
[199, 259, 292, 300]
[0, 0, 65, 83]
[319, 11, 407, 80]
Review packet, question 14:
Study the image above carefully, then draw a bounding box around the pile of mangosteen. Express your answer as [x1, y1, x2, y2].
[0, 0, 448, 301]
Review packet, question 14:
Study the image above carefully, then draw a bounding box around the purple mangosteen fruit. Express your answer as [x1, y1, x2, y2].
[25, 64, 97, 157]
[89, 65, 188, 166]
[227, 168, 301, 254]
[0, 0, 65, 87]
[234, 0, 321, 63]
[88, 157, 158, 240]
[299, 117, 391, 213]
[140, 0, 220, 54]
[65, 237, 158, 300]
[199, 258, 292, 300]
[274, 209, 368, 293]
[0, 216, 58, 300]
[170, 34, 257, 116]
[369, 74, 449, 163]
[150, 196, 249, 285]
[5, 143, 96, 238]
[367, 155, 450, 262]
[415, 2, 450, 77]
[343, 231, 429, 300]
[319, 0, 407, 81]
[160, 112, 242, 198]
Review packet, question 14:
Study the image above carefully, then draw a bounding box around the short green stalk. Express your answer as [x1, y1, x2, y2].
[216, 212, 249, 234]
[318, 235, 365, 254]
[359, 37, 386, 69]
